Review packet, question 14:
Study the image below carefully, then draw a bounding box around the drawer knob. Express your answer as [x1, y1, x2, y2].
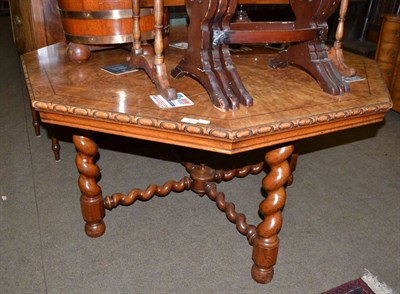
[14, 15, 22, 26]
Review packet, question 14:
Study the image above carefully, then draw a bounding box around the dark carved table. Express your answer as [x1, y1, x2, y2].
[21, 40, 391, 283]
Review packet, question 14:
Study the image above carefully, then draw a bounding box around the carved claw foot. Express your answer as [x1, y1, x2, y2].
[328, 46, 357, 77]
[269, 41, 350, 95]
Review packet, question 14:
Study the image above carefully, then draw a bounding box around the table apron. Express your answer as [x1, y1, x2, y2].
[38, 111, 386, 154]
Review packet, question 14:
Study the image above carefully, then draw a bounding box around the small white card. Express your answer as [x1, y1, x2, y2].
[343, 75, 366, 83]
[150, 92, 194, 108]
[181, 118, 210, 124]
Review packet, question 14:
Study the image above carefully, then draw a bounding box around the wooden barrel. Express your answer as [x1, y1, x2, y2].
[57, 0, 168, 45]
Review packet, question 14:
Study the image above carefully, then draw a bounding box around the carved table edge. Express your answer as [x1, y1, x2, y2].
[32, 100, 392, 140]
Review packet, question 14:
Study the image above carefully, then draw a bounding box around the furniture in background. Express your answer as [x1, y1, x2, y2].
[327, 0, 400, 57]
[0, 0, 9, 15]
[57, 0, 168, 63]
[172, 0, 349, 112]
[366, 0, 400, 42]
[21, 37, 392, 284]
[8, 0, 64, 160]
[375, 14, 400, 112]
[9, 0, 64, 54]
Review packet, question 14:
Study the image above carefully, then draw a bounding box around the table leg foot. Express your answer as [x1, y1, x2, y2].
[328, 46, 356, 77]
[269, 41, 350, 96]
[73, 131, 105, 238]
[67, 43, 91, 63]
[251, 264, 274, 284]
[251, 144, 294, 284]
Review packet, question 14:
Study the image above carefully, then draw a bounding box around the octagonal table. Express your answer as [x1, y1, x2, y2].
[21, 40, 391, 284]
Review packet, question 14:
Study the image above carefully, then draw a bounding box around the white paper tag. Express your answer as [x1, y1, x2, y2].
[181, 118, 210, 124]
[169, 42, 189, 50]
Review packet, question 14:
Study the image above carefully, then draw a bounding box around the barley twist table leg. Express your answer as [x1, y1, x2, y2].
[251, 144, 294, 283]
[73, 131, 105, 238]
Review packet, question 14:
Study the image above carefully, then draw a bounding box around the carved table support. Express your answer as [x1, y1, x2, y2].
[269, 0, 349, 96]
[73, 133, 295, 283]
[251, 144, 294, 284]
[73, 131, 105, 238]
[173, 0, 350, 111]
[171, 0, 252, 111]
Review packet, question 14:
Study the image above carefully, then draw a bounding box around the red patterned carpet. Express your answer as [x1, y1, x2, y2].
[322, 278, 374, 294]
[322, 270, 394, 294]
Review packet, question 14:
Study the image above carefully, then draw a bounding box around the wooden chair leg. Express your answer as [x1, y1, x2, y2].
[328, 0, 356, 77]
[286, 152, 298, 187]
[30, 106, 40, 137]
[51, 136, 60, 161]
[49, 125, 60, 161]
[128, 0, 176, 100]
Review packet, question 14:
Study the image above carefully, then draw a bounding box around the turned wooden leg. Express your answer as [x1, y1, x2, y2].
[30, 107, 40, 136]
[48, 125, 60, 161]
[128, 0, 176, 100]
[73, 131, 105, 237]
[251, 144, 294, 284]
[51, 135, 60, 161]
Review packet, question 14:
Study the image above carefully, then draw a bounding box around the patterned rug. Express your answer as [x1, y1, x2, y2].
[322, 270, 395, 294]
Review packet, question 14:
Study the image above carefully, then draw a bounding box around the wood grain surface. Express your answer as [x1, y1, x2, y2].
[22, 28, 392, 154]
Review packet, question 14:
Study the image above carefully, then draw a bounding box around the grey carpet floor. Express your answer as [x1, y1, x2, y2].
[1, 16, 399, 294]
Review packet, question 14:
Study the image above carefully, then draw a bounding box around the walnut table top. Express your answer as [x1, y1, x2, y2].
[22, 42, 392, 154]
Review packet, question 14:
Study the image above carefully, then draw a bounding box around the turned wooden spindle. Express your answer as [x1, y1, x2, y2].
[153, 0, 164, 67]
[73, 132, 105, 238]
[251, 144, 294, 284]
[205, 183, 257, 244]
[132, 0, 142, 55]
[104, 177, 192, 209]
[214, 162, 265, 182]
[328, 0, 356, 77]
